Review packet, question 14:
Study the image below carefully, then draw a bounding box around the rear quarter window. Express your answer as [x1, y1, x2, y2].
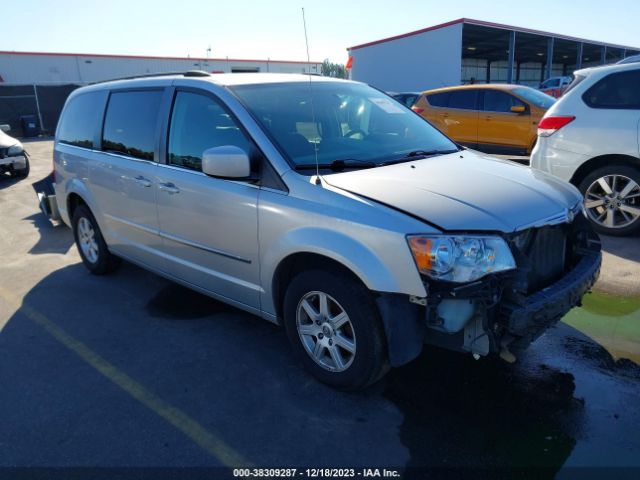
[57, 91, 105, 148]
[582, 70, 640, 109]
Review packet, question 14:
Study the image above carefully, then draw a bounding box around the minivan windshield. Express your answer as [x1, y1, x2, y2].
[230, 81, 458, 170]
[513, 87, 556, 109]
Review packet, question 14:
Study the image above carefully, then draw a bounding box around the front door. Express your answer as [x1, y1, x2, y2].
[478, 89, 532, 153]
[155, 88, 261, 309]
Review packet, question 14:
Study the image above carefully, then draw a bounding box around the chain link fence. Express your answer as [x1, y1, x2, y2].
[0, 84, 80, 137]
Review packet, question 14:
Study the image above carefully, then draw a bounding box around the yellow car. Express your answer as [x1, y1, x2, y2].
[411, 84, 556, 156]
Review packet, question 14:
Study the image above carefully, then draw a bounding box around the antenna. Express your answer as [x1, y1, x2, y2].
[302, 7, 321, 186]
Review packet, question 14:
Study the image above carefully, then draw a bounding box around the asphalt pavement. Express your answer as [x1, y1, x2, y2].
[1, 140, 639, 479]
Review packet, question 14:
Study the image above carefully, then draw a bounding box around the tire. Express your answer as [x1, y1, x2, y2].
[10, 156, 29, 178]
[578, 164, 640, 237]
[72, 204, 121, 274]
[283, 268, 388, 391]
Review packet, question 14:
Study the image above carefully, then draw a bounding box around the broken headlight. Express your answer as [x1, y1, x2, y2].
[407, 235, 516, 283]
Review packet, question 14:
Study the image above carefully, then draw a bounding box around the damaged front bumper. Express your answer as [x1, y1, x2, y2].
[0, 153, 28, 170]
[377, 216, 602, 367]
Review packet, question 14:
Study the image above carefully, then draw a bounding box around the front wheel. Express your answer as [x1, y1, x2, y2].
[579, 165, 640, 236]
[72, 204, 121, 274]
[283, 269, 388, 390]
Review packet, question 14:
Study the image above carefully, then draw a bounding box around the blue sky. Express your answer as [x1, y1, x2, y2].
[5, 0, 640, 63]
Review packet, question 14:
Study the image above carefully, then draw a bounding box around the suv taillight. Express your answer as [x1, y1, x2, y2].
[538, 116, 575, 137]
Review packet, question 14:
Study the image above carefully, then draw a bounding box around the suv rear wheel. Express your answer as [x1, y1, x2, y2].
[579, 164, 640, 236]
[283, 269, 388, 390]
[72, 204, 121, 274]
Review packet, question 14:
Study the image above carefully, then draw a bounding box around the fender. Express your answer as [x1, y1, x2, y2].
[61, 177, 109, 239]
[260, 226, 426, 316]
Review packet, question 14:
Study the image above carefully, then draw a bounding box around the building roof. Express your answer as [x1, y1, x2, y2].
[347, 18, 640, 52]
[0, 50, 320, 65]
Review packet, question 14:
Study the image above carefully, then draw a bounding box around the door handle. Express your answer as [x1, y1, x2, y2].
[484, 115, 492, 121]
[134, 175, 152, 187]
[158, 182, 180, 195]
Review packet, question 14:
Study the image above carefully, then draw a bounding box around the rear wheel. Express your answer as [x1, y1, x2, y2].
[579, 165, 640, 236]
[283, 269, 388, 390]
[72, 204, 121, 274]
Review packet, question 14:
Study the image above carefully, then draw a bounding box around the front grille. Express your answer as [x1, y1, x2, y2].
[513, 224, 567, 293]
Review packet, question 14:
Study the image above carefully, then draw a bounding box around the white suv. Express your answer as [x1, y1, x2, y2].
[531, 63, 640, 236]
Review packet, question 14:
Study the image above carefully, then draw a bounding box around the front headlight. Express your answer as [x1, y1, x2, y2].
[407, 235, 516, 283]
[7, 144, 24, 156]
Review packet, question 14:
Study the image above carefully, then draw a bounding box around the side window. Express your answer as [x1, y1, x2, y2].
[427, 92, 450, 108]
[583, 70, 640, 109]
[483, 90, 526, 113]
[168, 91, 252, 171]
[57, 92, 103, 148]
[102, 90, 163, 161]
[447, 90, 477, 110]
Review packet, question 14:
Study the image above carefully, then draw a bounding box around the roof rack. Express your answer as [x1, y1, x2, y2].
[91, 70, 212, 85]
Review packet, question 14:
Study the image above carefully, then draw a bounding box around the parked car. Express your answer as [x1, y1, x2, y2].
[388, 91, 421, 109]
[39, 72, 601, 390]
[531, 62, 640, 236]
[616, 54, 640, 65]
[539, 76, 572, 98]
[412, 84, 555, 156]
[0, 125, 29, 178]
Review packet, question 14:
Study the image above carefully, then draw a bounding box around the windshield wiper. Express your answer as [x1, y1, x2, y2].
[380, 148, 460, 166]
[294, 158, 377, 171]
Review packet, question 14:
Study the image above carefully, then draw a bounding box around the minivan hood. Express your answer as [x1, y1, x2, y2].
[324, 150, 582, 232]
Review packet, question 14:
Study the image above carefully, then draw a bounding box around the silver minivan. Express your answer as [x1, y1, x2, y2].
[44, 72, 601, 390]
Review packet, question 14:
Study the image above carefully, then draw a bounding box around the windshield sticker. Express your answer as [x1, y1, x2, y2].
[369, 97, 406, 114]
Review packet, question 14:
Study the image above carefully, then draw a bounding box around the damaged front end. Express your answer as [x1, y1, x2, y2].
[378, 214, 601, 367]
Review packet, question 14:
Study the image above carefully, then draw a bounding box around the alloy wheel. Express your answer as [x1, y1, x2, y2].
[296, 291, 356, 372]
[584, 174, 640, 229]
[77, 217, 99, 263]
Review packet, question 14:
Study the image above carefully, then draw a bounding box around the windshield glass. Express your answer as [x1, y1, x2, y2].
[230, 82, 457, 170]
[513, 87, 556, 109]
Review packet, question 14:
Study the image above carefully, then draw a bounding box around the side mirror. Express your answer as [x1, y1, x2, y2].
[510, 105, 526, 114]
[0, 124, 10, 132]
[202, 145, 252, 179]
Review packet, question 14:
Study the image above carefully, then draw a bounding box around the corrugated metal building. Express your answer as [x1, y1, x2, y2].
[0, 50, 321, 85]
[0, 51, 321, 135]
[347, 18, 640, 92]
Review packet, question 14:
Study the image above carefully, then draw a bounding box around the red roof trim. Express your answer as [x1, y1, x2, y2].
[347, 18, 639, 52]
[347, 19, 464, 51]
[0, 50, 321, 65]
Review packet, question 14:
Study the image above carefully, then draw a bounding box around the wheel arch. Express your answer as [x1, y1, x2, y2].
[271, 252, 366, 324]
[264, 227, 424, 322]
[570, 154, 640, 188]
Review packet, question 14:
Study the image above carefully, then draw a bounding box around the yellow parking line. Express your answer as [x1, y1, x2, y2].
[0, 286, 250, 468]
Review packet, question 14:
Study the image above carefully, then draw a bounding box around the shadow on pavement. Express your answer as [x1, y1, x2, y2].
[0, 173, 25, 190]
[600, 233, 640, 263]
[0, 261, 591, 475]
[22, 212, 74, 255]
